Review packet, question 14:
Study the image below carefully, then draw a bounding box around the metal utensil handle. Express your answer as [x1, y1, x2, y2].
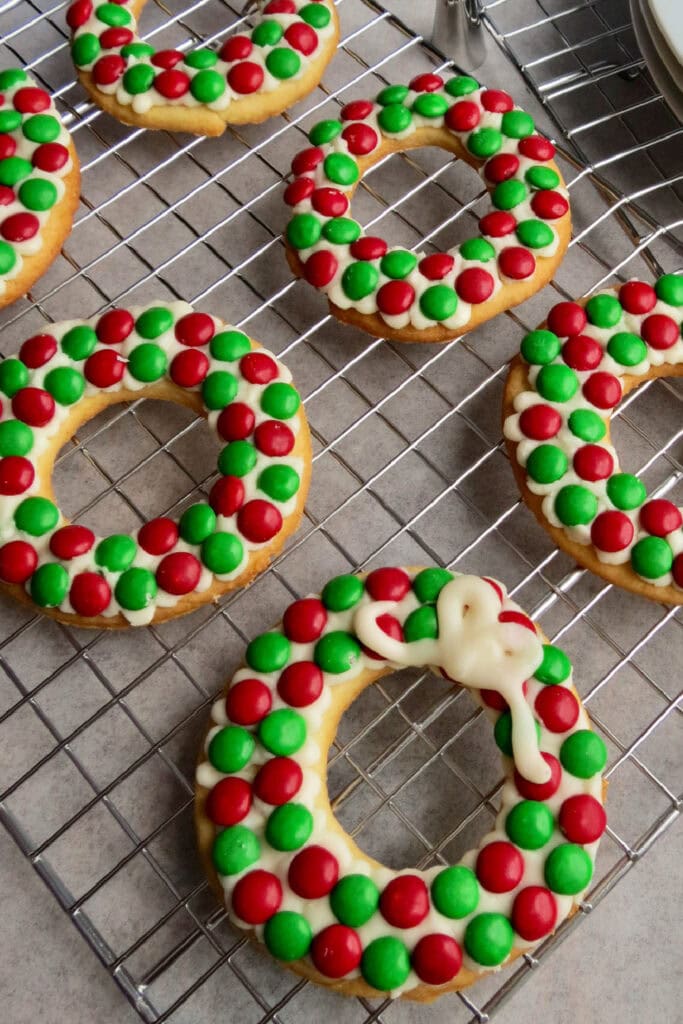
[431, 0, 487, 70]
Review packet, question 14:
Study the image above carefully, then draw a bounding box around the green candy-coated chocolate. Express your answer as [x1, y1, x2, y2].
[123, 64, 155, 95]
[381, 250, 417, 279]
[314, 630, 361, 673]
[0, 419, 33, 457]
[95, 534, 136, 572]
[495, 710, 541, 757]
[260, 382, 300, 419]
[299, 2, 331, 28]
[184, 48, 217, 69]
[258, 708, 306, 756]
[0, 70, 27, 89]
[218, 440, 257, 477]
[0, 358, 29, 397]
[322, 573, 364, 611]
[61, 325, 97, 360]
[323, 152, 358, 186]
[505, 799, 554, 849]
[191, 70, 225, 104]
[585, 294, 622, 328]
[201, 532, 243, 575]
[115, 567, 157, 611]
[501, 110, 534, 138]
[212, 824, 260, 875]
[568, 409, 606, 443]
[492, 179, 528, 211]
[419, 284, 458, 321]
[535, 643, 571, 684]
[460, 237, 495, 263]
[72, 34, 101, 67]
[444, 75, 478, 97]
[127, 343, 167, 382]
[378, 103, 412, 135]
[607, 331, 647, 367]
[265, 803, 313, 851]
[96, 2, 131, 26]
[121, 43, 154, 59]
[0, 241, 16, 275]
[14, 496, 58, 536]
[431, 865, 479, 919]
[560, 729, 607, 778]
[361, 936, 410, 991]
[544, 843, 593, 895]
[44, 366, 85, 405]
[521, 329, 561, 365]
[412, 567, 453, 603]
[210, 330, 250, 361]
[0, 157, 33, 187]
[377, 84, 409, 106]
[465, 913, 514, 966]
[631, 536, 673, 579]
[467, 127, 502, 158]
[209, 725, 255, 773]
[413, 93, 449, 118]
[536, 363, 579, 402]
[554, 484, 598, 526]
[22, 114, 61, 144]
[341, 261, 379, 301]
[655, 273, 683, 306]
[136, 306, 174, 340]
[516, 219, 555, 249]
[257, 464, 300, 502]
[202, 370, 239, 410]
[246, 631, 291, 672]
[287, 212, 322, 249]
[526, 444, 568, 484]
[309, 119, 342, 146]
[606, 473, 646, 510]
[403, 604, 438, 642]
[30, 563, 69, 607]
[264, 911, 312, 961]
[252, 19, 283, 46]
[180, 503, 216, 544]
[525, 165, 560, 190]
[323, 217, 361, 244]
[0, 111, 21, 133]
[330, 874, 379, 926]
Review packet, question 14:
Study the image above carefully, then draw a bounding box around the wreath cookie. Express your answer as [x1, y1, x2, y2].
[195, 568, 607, 1000]
[66, 0, 339, 136]
[0, 69, 80, 310]
[503, 275, 683, 603]
[284, 72, 571, 343]
[0, 302, 311, 627]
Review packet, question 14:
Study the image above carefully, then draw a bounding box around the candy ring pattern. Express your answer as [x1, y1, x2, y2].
[0, 302, 310, 626]
[0, 69, 80, 310]
[195, 568, 607, 999]
[503, 275, 683, 603]
[67, 0, 339, 136]
[284, 72, 571, 343]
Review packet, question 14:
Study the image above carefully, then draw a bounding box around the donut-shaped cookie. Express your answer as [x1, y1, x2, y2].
[0, 302, 310, 626]
[0, 69, 80, 309]
[66, 0, 339, 135]
[284, 72, 571, 343]
[503, 275, 683, 603]
[195, 568, 606, 1000]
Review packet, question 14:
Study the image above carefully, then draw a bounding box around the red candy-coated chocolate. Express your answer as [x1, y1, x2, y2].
[363, 612, 403, 660]
[170, 349, 209, 388]
[232, 870, 282, 925]
[13, 88, 51, 114]
[237, 499, 283, 542]
[639, 499, 682, 537]
[285, 22, 318, 56]
[419, 253, 455, 280]
[619, 280, 656, 314]
[0, 540, 37, 583]
[377, 280, 415, 315]
[559, 794, 606, 843]
[412, 934, 462, 985]
[341, 122, 378, 155]
[304, 249, 338, 288]
[2, 213, 39, 242]
[674, 553, 683, 588]
[210, 475, 245, 516]
[217, 402, 256, 442]
[340, 100, 374, 121]
[20, 333, 57, 368]
[311, 924, 362, 978]
[515, 752, 562, 800]
[573, 444, 614, 481]
[562, 334, 602, 370]
[531, 190, 569, 220]
[512, 886, 557, 940]
[154, 69, 190, 99]
[548, 302, 587, 338]
[93, 55, 125, 85]
[220, 36, 252, 62]
[518, 136, 555, 161]
[138, 516, 179, 555]
[254, 756, 302, 804]
[445, 100, 480, 132]
[288, 845, 339, 898]
[641, 313, 678, 350]
[482, 88, 514, 112]
[96, 308, 134, 344]
[175, 311, 214, 347]
[284, 176, 315, 206]
[0, 135, 16, 160]
[582, 372, 621, 409]
[291, 146, 324, 176]
[485, 153, 520, 183]
[0, 186, 13, 206]
[409, 73, 444, 92]
[380, 875, 429, 928]
[151, 50, 183, 70]
[66, 0, 93, 29]
[591, 510, 634, 552]
[264, 0, 296, 11]
[50, 525, 95, 560]
[99, 27, 134, 48]
[206, 776, 252, 826]
[254, 419, 295, 456]
[519, 404, 562, 440]
[283, 598, 327, 643]
[476, 841, 524, 893]
[498, 609, 536, 633]
[0, 456, 33, 495]
[350, 236, 387, 261]
[69, 572, 112, 617]
[534, 686, 580, 733]
[85, 348, 126, 388]
[239, 352, 278, 384]
[482, 577, 504, 603]
[480, 211, 516, 237]
[277, 661, 323, 707]
[156, 552, 202, 595]
[366, 567, 411, 601]
[12, 387, 55, 427]
[481, 680, 528, 711]
[456, 267, 494, 304]
[228, 62, 264, 95]
[226, 678, 272, 725]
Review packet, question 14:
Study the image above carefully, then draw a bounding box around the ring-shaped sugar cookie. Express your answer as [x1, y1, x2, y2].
[195, 567, 607, 1000]
[284, 71, 571, 343]
[503, 274, 683, 603]
[0, 69, 80, 309]
[0, 302, 310, 626]
[66, 0, 339, 136]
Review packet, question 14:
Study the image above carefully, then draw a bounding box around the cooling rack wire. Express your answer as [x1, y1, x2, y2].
[0, 0, 681, 1021]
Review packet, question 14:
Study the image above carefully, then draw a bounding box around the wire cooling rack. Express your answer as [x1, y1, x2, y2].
[0, 1, 681, 1022]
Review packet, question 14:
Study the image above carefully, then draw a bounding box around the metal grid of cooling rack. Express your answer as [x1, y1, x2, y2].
[0, 1, 681, 1022]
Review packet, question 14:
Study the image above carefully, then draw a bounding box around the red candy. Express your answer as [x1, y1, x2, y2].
[151, 50, 183, 70]
[156, 552, 202, 595]
[12, 387, 55, 427]
[674, 553, 683, 588]
[20, 333, 57, 368]
[92, 55, 125, 85]
[209, 475, 245, 516]
[641, 313, 678, 350]
[311, 925, 362, 978]
[228, 62, 264, 95]
[13, 88, 51, 114]
[498, 609, 536, 633]
[0, 135, 16, 160]
[639, 499, 682, 537]
[548, 301, 587, 338]
[445, 101, 480, 132]
[409, 73, 444, 92]
[284, 177, 315, 206]
[226, 678, 272, 725]
[531, 190, 569, 220]
[340, 100, 374, 121]
[220, 36, 252, 63]
[573, 444, 614, 481]
[240, 351, 278, 384]
[285, 22, 318, 55]
[0, 186, 13, 206]
[170, 349, 209, 388]
[341, 122, 378, 156]
[380, 875, 429, 928]
[231, 870, 282, 925]
[291, 147, 324, 176]
[482, 680, 528, 711]
[154, 69, 190, 99]
[264, 0, 296, 11]
[484, 153, 520, 183]
[591, 510, 634, 552]
[562, 334, 603, 370]
[288, 845, 339, 899]
[217, 402, 255, 442]
[476, 841, 524, 893]
[514, 752, 562, 800]
[482, 88, 513, 112]
[512, 886, 557, 940]
[350, 236, 387, 261]
[85, 349, 126, 388]
[277, 661, 323, 707]
[98, 27, 133, 48]
[412, 934, 462, 985]
[0, 540, 37, 583]
[366, 567, 411, 601]
[619, 280, 656, 314]
[175, 311, 214, 347]
[206, 776, 252, 826]
[582, 372, 621, 409]
[254, 420, 295, 456]
[519, 404, 562, 440]
[2, 213, 39, 242]
[455, 267, 494, 304]
[283, 598, 327, 643]
[66, 0, 93, 29]
[419, 253, 454, 280]
[50, 525, 95, 560]
[304, 249, 338, 288]
[0, 456, 33, 495]
[69, 572, 112, 617]
[559, 794, 607, 843]
[534, 686, 580, 733]
[96, 308, 134, 344]
[254, 756, 303, 804]
[480, 211, 516, 237]
[377, 280, 415, 315]
[363, 612, 403, 660]
[138, 517, 178, 555]
[237, 499, 283, 542]
[518, 136, 555, 161]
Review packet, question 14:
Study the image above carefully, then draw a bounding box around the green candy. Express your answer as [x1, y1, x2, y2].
[201, 532, 243, 575]
[218, 440, 257, 477]
[536, 363, 579, 402]
[341, 261, 379, 301]
[265, 803, 313, 851]
[264, 912, 312, 961]
[568, 409, 606, 443]
[420, 284, 458, 321]
[0, 241, 16, 275]
[0, 111, 21, 134]
[516, 219, 555, 249]
[495, 711, 541, 757]
[179, 503, 216, 544]
[121, 43, 154, 60]
[467, 128, 503, 158]
[460, 237, 495, 262]
[246, 631, 291, 672]
[544, 843, 593, 895]
[323, 152, 358, 187]
[330, 874, 379, 926]
[287, 212, 322, 250]
[554, 485, 598, 526]
[378, 103, 412, 135]
[492, 179, 528, 211]
[525, 165, 560, 190]
[0, 358, 29, 397]
[123, 65, 155, 95]
[431, 865, 479, 919]
[208, 725, 255, 773]
[212, 824, 260, 876]
[465, 913, 514, 966]
[30, 563, 69, 607]
[314, 630, 361, 673]
[535, 644, 571, 685]
[585, 294, 622, 328]
[526, 444, 568, 484]
[607, 331, 647, 367]
[0, 419, 33, 456]
[505, 800, 554, 849]
[128, 343, 167, 382]
[96, 2, 131, 26]
[445, 75, 478, 96]
[501, 110, 535, 138]
[210, 330, 250, 361]
[14, 496, 58, 536]
[115, 567, 157, 611]
[299, 2, 331, 28]
[412, 93, 449, 118]
[61, 325, 97, 360]
[252, 20, 283, 46]
[202, 370, 238, 410]
[261, 382, 300, 420]
[22, 114, 61, 144]
[381, 250, 417, 280]
[361, 936, 410, 991]
[376, 84, 409, 106]
[322, 218, 361, 245]
[631, 536, 673, 579]
[190, 70, 225, 104]
[71, 34, 101, 67]
[655, 273, 683, 306]
[257, 464, 300, 501]
[184, 49, 217, 69]
[322, 573, 364, 611]
[560, 729, 607, 778]
[95, 534, 136, 572]
[0, 157, 33, 187]
[309, 119, 342, 146]
[136, 306, 174, 339]
[412, 567, 453, 603]
[403, 605, 438, 641]
[266, 48, 301, 80]
[521, 329, 561, 365]
[0, 70, 27, 90]
[258, 708, 306, 756]
[44, 366, 85, 405]
[606, 473, 646, 510]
